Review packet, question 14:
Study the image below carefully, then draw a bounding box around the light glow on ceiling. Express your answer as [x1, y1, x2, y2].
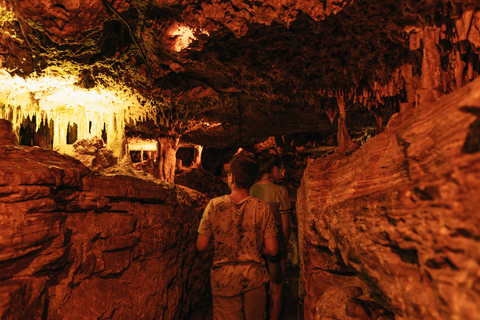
[166, 22, 209, 52]
[200, 121, 222, 127]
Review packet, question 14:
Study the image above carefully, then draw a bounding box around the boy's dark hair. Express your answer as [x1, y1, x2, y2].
[229, 155, 259, 190]
[255, 150, 283, 180]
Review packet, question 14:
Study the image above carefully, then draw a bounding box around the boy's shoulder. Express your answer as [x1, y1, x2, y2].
[209, 194, 230, 205]
[247, 195, 269, 208]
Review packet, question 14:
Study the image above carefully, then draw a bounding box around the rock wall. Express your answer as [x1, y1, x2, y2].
[0, 134, 212, 319]
[298, 77, 480, 319]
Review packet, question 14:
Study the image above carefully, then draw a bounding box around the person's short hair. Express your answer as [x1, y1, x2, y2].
[255, 150, 283, 179]
[229, 155, 259, 190]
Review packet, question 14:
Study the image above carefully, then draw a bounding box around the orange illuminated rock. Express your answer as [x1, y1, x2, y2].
[0, 142, 211, 319]
[0, 119, 18, 146]
[298, 75, 480, 319]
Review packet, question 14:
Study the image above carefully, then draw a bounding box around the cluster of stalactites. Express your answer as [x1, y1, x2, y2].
[0, 103, 126, 156]
[0, 100, 188, 161]
[318, 70, 405, 112]
[0, 70, 174, 158]
[320, 4, 480, 116]
[408, 4, 480, 91]
[0, 102, 166, 160]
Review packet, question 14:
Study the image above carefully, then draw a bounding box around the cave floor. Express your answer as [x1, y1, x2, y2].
[198, 264, 303, 320]
[283, 266, 303, 320]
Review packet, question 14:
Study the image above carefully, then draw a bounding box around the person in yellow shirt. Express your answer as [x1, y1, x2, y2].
[250, 151, 292, 320]
[197, 155, 279, 320]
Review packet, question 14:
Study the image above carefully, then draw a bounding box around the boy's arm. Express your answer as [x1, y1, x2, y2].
[281, 213, 291, 250]
[196, 234, 214, 252]
[262, 236, 278, 257]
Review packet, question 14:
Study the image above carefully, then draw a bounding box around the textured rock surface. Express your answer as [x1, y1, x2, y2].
[0, 143, 212, 319]
[0, 119, 18, 146]
[54, 136, 117, 172]
[298, 75, 480, 319]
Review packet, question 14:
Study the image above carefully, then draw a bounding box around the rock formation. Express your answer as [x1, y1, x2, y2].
[0, 130, 212, 319]
[297, 72, 480, 320]
[0, 0, 480, 319]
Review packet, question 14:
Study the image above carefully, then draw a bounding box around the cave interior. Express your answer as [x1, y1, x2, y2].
[0, 0, 479, 319]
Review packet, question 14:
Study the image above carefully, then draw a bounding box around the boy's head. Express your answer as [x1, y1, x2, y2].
[229, 155, 259, 190]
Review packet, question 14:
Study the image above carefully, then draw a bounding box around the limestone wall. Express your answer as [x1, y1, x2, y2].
[298, 77, 480, 319]
[0, 140, 211, 319]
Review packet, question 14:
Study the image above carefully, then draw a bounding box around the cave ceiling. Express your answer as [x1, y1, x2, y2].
[0, 0, 476, 148]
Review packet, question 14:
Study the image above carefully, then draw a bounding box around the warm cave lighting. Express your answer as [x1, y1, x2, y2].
[166, 22, 209, 52]
[0, 68, 155, 158]
[127, 137, 157, 152]
[127, 137, 158, 166]
[201, 121, 222, 128]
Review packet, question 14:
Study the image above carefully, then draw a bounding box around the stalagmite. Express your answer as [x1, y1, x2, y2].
[106, 112, 127, 160]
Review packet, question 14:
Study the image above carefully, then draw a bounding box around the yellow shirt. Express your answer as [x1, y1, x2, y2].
[249, 183, 291, 226]
[198, 195, 277, 296]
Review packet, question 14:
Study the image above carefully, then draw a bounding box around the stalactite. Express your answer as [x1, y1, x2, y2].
[454, 5, 474, 54]
[453, 48, 466, 89]
[474, 10, 480, 35]
[441, 68, 451, 93]
[374, 112, 382, 135]
[409, 30, 423, 51]
[153, 139, 161, 179]
[335, 94, 359, 155]
[347, 87, 353, 101]
[441, 23, 447, 40]
[363, 87, 369, 99]
[419, 27, 442, 104]
[388, 75, 396, 97]
[193, 145, 203, 168]
[325, 104, 337, 124]
[467, 51, 475, 81]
